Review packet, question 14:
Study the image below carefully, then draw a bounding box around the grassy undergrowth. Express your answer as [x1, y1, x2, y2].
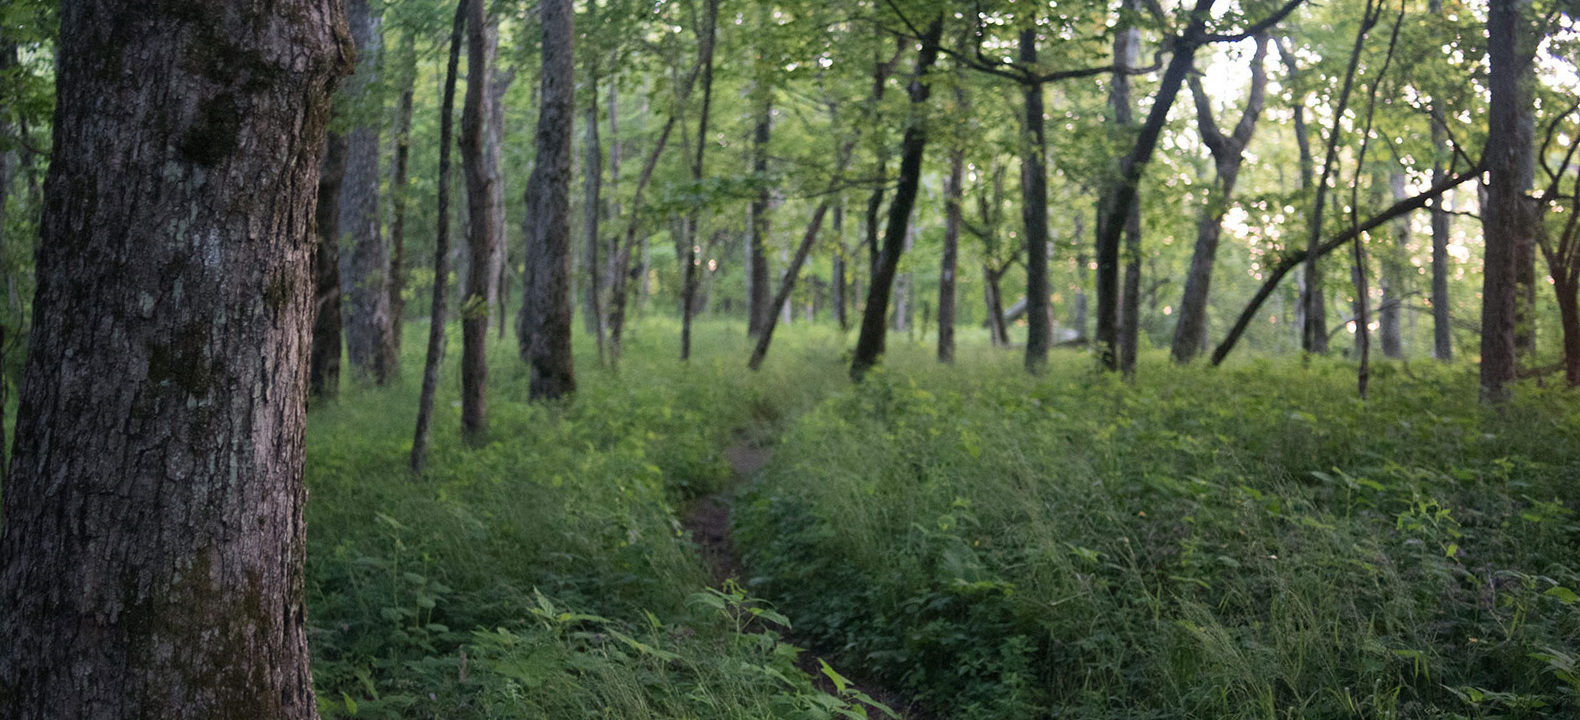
[735, 352, 1580, 719]
[304, 319, 875, 719]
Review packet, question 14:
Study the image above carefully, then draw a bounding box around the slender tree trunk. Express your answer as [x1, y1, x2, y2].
[850, 18, 943, 380]
[938, 147, 963, 363]
[341, 0, 397, 384]
[312, 133, 348, 399]
[1480, 0, 1531, 404]
[460, 0, 500, 440]
[1113, 0, 1144, 377]
[747, 84, 772, 337]
[489, 66, 513, 340]
[1379, 172, 1407, 358]
[520, 0, 576, 399]
[389, 36, 416, 355]
[833, 203, 848, 330]
[0, 1, 349, 715]
[749, 142, 854, 369]
[681, 0, 718, 361]
[1430, 120, 1454, 361]
[411, 0, 467, 473]
[985, 265, 1010, 346]
[1020, 29, 1052, 373]
[1071, 210, 1089, 339]
[1276, 40, 1327, 354]
[583, 81, 605, 362]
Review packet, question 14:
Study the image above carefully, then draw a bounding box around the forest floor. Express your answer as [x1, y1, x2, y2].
[681, 435, 932, 719]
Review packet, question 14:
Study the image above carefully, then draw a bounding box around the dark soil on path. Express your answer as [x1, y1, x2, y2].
[679, 439, 932, 720]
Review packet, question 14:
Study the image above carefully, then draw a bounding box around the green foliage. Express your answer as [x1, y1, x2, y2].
[305, 320, 869, 719]
[736, 350, 1580, 719]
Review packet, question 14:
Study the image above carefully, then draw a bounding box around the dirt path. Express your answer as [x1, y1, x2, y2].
[680, 440, 931, 720]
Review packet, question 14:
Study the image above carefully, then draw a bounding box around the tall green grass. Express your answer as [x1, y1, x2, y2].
[735, 351, 1580, 719]
[304, 319, 879, 719]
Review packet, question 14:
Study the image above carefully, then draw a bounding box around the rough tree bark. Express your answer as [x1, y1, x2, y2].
[312, 133, 348, 399]
[850, 18, 943, 380]
[519, 0, 576, 399]
[0, 1, 350, 717]
[1171, 35, 1267, 363]
[460, 0, 501, 440]
[410, 0, 466, 474]
[1020, 28, 1052, 373]
[340, 0, 397, 384]
[1480, 0, 1532, 404]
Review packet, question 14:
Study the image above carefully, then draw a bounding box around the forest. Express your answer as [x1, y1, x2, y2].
[0, 0, 1578, 718]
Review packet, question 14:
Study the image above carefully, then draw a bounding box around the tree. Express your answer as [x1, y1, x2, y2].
[1479, 0, 1533, 404]
[1020, 27, 1052, 373]
[341, 0, 398, 384]
[461, 0, 501, 440]
[312, 132, 348, 399]
[850, 17, 943, 380]
[0, 0, 349, 715]
[411, 0, 467, 474]
[520, 0, 576, 399]
[1171, 35, 1268, 363]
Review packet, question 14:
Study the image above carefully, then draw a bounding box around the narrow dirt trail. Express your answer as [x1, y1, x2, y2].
[680, 439, 932, 720]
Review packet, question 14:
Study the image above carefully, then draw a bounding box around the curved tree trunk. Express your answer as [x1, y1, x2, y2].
[520, 0, 576, 399]
[341, 0, 397, 384]
[0, 2, 349, 716]
[850, 18, 943, 380]
[312, 132, 348, 399]
[460, 0, 500, 441]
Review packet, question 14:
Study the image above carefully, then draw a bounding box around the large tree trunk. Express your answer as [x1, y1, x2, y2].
[0, 1, 349, 716]
[938, 147, 963, 363]
[850, 18, 942, 380]
[1171, 36, 1267, 363]
[1430, 120, 1454, 361]
[340, 0, 397, 384]
[411, 0, 466, 474]
[1020, 29, 1052, 373]
[388, 36, 416, 356]
[461, 0, 501, 440]
[1480, 0, 1532, 404]
[312, 133, 348, 399]
[520, 0, 576, 399]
